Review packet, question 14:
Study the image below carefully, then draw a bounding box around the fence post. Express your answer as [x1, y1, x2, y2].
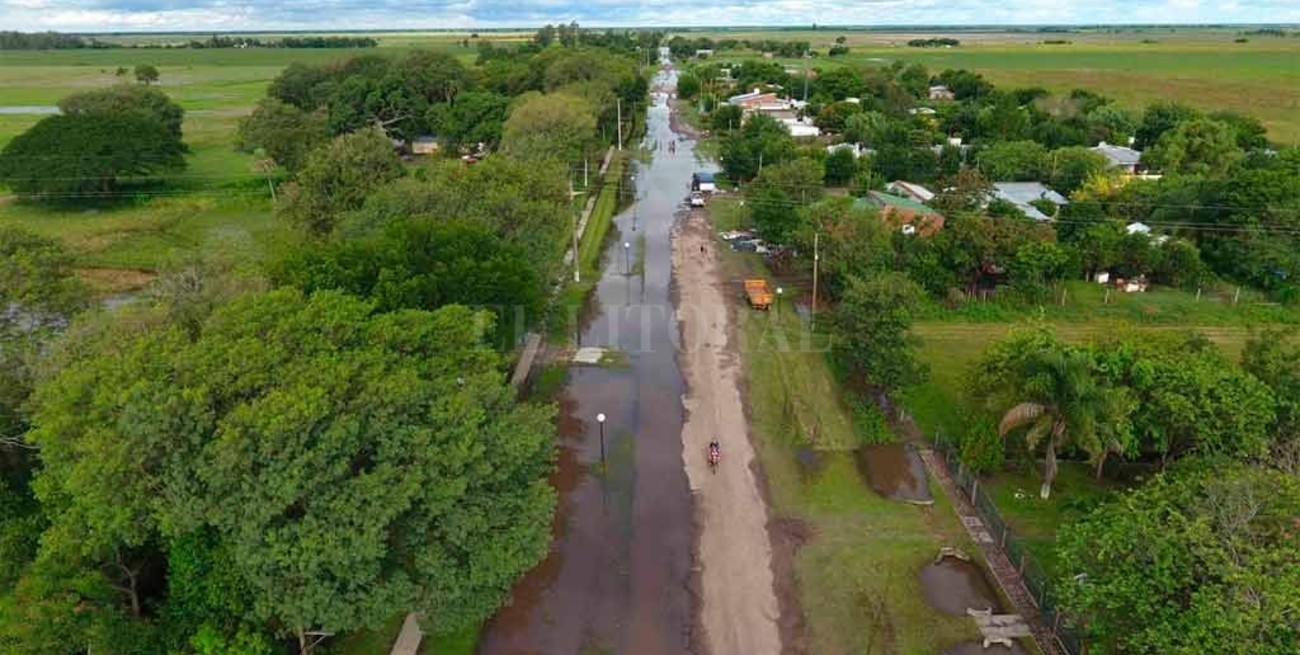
[971, 478, 979, 501]
[1000, 524, 1008, 549]
[1019, 553, 1027, 576]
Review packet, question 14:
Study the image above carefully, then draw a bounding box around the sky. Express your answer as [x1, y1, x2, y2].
[3, 0, 1298, 33]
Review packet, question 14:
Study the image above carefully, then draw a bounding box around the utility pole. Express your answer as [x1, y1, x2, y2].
[812, 232, 819, 329]
[584, 159, 589, 189]
[617, 98, 623, 151]
[803, 62, 810, 103]
[758, 151, 764, 174]
[570, 178, 581, 283]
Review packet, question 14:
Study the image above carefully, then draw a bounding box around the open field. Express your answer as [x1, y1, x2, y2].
[0, 34, 487, 290]
[681, 28, 1300, 143]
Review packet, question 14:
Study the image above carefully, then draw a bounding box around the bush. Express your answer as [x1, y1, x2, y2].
[958, 416, 1004, 475]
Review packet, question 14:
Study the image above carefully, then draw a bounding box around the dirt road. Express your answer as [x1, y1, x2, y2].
[674, 208, 782, 655]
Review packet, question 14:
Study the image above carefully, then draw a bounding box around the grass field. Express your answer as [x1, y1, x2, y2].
[0, 35, 482, 291]
[682, 28, 1300, 144]
[720, 241, 1009, 653]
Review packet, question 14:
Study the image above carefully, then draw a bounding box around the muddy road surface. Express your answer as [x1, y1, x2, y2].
[674, 205, 783, 655]
[478, 68, 700, 655]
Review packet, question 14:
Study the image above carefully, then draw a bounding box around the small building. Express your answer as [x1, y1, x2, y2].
[929, 85, 955, 101]
[1092, 141, 1143, 174]
[728, 89, 783, 113]
[411, 135, 440, 156]
[909, 107, 937, 116]
[992, 182, 1069, 222]
[780, 117, 821, 139]
[828, 143, 868, 159]
[694, 49, 714, 58]
[886, 180, 935, 203]
[692, 171, 717, 193]
[855, 191, 945, 237]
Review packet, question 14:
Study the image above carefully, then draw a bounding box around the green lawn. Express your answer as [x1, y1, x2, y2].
[979, 463, 1118, 579]
[727, 250, 1000, 654]
[0, 194, 278, 289]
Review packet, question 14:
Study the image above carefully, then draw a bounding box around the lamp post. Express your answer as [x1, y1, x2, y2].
[623, 241, 631, 275]
[596, 413, 606, 466]
[775, 286, 784, 317]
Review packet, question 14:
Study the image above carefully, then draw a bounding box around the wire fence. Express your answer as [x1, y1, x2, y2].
[933, 431, 1086, 655]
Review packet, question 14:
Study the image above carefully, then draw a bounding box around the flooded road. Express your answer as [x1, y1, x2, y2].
[478, 68, 700, 655]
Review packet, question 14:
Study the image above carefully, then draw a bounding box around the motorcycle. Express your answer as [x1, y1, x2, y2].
[708, 440, 721, 473]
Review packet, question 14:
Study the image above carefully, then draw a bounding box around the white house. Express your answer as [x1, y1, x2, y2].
[781, 117, 821, 138]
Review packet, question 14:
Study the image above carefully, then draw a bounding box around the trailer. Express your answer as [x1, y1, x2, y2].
[744, 279, 773, 310]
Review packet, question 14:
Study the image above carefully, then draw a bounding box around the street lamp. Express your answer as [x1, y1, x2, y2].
[596, 413, 607, 466]
[775, 286, 784, 317]
[623, 241, 631, 275]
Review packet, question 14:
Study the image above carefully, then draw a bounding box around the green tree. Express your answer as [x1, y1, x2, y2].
[273, 220, 545, 346]
[748, 158, 823, 242]
[833, 273, 928, 390]
[133, 63, 159, 85]
[1056, 464, 1300, 655]
[1008, 240, 1069, 302]
[500, 92, 597, 163]
[676, 73, 701, 100]
[27, 289, 556, 653]
[1242, 329, 1300, 472]
[0, 113, 185, 199]
[1091, 334, 1276, 466]
[1142, 118, 1244, 175]
[236, 98, 330, 172]
[719, 113, 795, 182]
[59, 84, 185, 141]
[976, 140, 1047, 181]
[709, 103, 742, 134]
[793, 198, 893, 300]
[276, 128, 403, 235]
[1045, 146, 1109, 196]
[813, 101, 861, 134]
[1208, 110, 1270, 150]
[823, 148, 857, 186]
[1084, 104, 1138, 145]
[980, 329, 1133, 496]
[1133, 101, 1200, 150]
[427, 91, 511, 149]
[815, 66, 864, 100]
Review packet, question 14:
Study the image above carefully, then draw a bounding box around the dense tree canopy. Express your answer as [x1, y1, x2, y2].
[276, 128, 404, 235]
[237, 98, 330, 172]
[0, 113, 185, 199]
[1057, 464, 1300, 655]
[24, 289, 556, 652]
[59, 84, 184, 141]
[834, 273, 928, 391]
[500, 92, 597, 164]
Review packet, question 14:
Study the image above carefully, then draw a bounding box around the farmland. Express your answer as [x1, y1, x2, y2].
[677, 28, 1300, 143]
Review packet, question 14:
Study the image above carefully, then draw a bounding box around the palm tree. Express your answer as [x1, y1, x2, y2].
[998, 347, 1112, 499]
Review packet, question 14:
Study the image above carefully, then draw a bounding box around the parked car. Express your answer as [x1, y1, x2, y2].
[690, 191, 706, 207]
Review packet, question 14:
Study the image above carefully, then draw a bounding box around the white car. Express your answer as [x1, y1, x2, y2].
[689, 191, 706, 207]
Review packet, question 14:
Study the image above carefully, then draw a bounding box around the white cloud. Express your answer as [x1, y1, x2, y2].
[1, 0, 1297, 31]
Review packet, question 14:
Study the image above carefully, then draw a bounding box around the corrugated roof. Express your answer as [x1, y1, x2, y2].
[1091, 142, 1142, 167]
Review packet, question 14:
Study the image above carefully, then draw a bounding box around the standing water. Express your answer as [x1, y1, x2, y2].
[478, 68, 700, 655]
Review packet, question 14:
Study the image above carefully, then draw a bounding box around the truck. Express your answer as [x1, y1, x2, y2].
[744, 279, 774, 310]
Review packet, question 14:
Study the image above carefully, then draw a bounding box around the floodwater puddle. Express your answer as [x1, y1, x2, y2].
[854, 443, 933, 504]
[918, 558, 1005, 617]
